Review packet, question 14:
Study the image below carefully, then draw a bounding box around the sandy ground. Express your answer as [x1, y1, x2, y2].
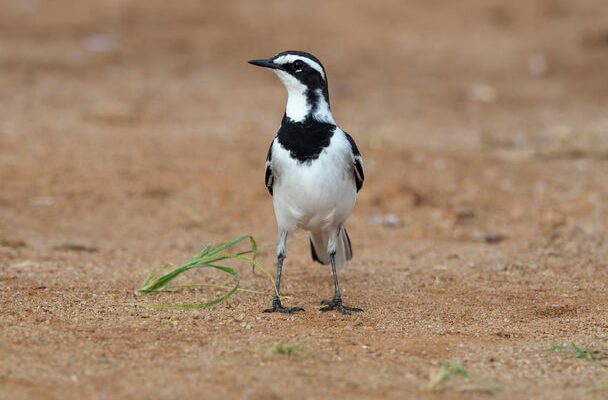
[2, 0, 608, 399]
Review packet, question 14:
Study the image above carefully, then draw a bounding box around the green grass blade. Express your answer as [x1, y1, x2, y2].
[137, 263, 197, 293]
[164, 283, 266, 295]
[142, 278, 240, 310]
[136, 263, 174, 294]
[205, 235, 256, 258]
[135, 235, 272, 309]
[203, 252, 276, 295]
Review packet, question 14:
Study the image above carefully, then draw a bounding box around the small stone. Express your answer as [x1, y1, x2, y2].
[367, 213, 404, 228]
[82, 33, 116, 53]
[528, 53, 548, 76]
[454, 207, 475, 220]
[473, 231, 504, 244]
[466, 83, 497, 103]
[483, 232, 504, 244]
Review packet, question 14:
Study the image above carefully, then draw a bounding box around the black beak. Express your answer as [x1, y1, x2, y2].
[248, 58, 284, 70]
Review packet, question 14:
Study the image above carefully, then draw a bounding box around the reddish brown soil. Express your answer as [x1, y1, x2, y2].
[2, 1, 608, 399]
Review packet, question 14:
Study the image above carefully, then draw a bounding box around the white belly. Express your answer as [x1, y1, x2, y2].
[271, 130, 357, 233]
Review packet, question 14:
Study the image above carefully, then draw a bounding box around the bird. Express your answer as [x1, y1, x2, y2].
[249, 50, 365, 315]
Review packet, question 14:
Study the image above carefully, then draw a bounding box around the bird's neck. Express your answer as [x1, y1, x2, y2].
[284, 86, 335, 125]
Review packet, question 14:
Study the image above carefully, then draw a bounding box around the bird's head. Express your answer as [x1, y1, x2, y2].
[249, 50, 334, 124]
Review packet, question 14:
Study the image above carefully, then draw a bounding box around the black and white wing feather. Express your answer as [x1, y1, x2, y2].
[264, 140, 274, 195]
[344, 132, 364, 192]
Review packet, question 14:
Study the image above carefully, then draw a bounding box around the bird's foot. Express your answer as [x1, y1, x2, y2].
[264, 296, 305, 314]
[320, 297, 363, 314]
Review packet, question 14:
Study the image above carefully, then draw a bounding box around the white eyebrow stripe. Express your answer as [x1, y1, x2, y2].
[273, 54, 325, 80]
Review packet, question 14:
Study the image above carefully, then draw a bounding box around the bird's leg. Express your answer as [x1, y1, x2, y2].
[320, 227, 362, 315]
[319, 253, 363, 314]
[264, 231, 304, 314]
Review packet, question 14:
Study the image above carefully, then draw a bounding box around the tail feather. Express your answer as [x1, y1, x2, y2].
[309, 237, 327, 264]
[309, 232, 330, 265]
[342, 227, 353, 261]
[309, 227, 353, 269]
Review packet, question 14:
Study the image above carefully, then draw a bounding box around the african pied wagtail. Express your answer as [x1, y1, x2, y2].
[249, 51, 364, 315]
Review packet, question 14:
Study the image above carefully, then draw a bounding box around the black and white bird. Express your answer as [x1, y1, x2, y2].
[249, 50, 365, 315]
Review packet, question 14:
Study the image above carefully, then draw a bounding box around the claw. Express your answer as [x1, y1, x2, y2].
[264, 305, 305, 313]
[319, 297, 363, 314]
[264, 296, 305, 314]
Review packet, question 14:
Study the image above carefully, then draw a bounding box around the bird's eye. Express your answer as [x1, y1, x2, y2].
[292, 60, 304, 71]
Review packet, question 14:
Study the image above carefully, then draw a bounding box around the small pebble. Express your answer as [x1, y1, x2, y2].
[528, 53, 548, 76]
[466, 83, 497, 103]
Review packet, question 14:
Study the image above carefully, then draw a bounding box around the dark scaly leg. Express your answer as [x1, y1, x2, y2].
[320, 226, 362, 314]
[264, 230, 304, 313]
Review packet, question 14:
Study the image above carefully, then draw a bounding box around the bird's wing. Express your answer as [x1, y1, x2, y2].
[264, 140, 274, 195]
[344, 132, 364, 192]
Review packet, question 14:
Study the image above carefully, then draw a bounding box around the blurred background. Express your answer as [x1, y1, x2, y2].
[1, 1, 608, 398]
[2, 0, 608, 146]
[2, 0, 607, 242]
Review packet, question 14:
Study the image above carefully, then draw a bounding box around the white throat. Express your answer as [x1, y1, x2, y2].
[274, 70, 335, 124]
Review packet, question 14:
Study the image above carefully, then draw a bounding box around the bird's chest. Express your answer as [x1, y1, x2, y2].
[270, 131, 355, 230]
[272, 128, 356, 230]
[276, 120, 334, 162]
[273, 149, 346, 192]
[272, 129, 352, 192]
